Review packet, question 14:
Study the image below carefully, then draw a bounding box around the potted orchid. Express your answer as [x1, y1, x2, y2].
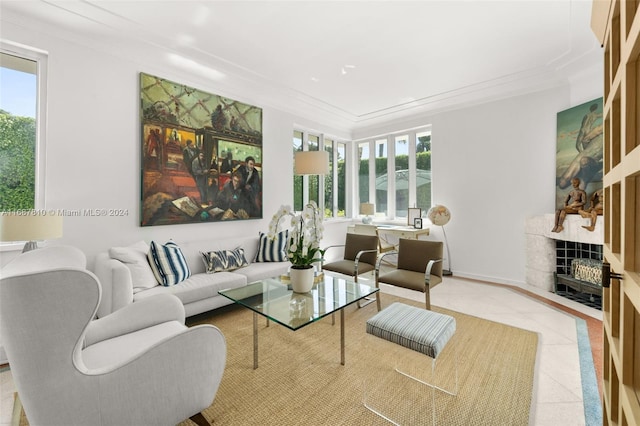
[268, 202, 324, 292]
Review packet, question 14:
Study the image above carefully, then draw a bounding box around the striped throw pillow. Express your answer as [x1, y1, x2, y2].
[255, 230, 288, 262]
[201, 247, 248, 273]
[147, 241, 191, 286]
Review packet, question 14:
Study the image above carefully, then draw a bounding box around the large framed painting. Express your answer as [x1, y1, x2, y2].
[140, 73, 263, 226]
[555, 98, 603, 210]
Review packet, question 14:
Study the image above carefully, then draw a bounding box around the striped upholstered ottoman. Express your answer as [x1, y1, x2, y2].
[366, 302, 456, 359]
[364, 302, 458, 425]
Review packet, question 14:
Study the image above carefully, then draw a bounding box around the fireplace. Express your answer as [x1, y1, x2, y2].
[525, 213, 603, 303]
[553, 240, 603, 309]
[555, 240, 603, 276]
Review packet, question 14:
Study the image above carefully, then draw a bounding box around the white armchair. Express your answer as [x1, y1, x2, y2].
[0, 246, 226, 426]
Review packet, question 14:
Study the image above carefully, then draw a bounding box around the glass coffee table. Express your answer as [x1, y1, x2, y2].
[219, 272, 379, 369]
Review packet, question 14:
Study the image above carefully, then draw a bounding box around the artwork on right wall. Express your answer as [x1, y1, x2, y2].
[555, 97, 604, 210]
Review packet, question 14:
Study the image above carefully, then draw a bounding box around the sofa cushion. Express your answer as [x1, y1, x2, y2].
[255, 231, 288, 262]
[233, 261, 290, 284]
[201, 247, 248, 273]
[134, 272, 247, 306]
[147, 241, 191, 286]
[109, 241, 157, 291]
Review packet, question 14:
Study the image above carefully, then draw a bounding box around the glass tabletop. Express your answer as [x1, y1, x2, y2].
[218, 273, 378, 331]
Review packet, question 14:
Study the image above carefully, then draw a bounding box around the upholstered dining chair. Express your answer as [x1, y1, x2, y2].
[375, 238, 444, 311]
[321, 232, 379, 282]
[0, 245, 226, 426]
[322, 233, 379, 308]
[354, 224, 395, 254]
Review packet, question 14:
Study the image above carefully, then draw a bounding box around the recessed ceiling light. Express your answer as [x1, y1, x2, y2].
[311, 77, 319, 82]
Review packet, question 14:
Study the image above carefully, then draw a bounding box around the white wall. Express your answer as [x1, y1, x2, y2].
[430, 91, 564, 284]
[0, 16, 351, 270]
[0, 12, 603, 286]
[352, 78, 602, 285]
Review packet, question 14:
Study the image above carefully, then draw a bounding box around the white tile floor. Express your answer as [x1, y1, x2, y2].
[0, 275, 601, 426]
[382, 276, 601, 426]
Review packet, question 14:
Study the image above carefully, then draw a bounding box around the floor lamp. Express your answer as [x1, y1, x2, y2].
[294, 150, 329, 176]
[427, 204, 452, 276]
[0, 213, 63, 252]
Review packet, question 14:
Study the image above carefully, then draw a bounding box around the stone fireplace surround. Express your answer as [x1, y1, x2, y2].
[525, 214, 604, 292]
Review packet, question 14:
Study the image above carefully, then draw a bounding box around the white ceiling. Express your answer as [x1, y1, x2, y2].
[1, 0, 602, 130]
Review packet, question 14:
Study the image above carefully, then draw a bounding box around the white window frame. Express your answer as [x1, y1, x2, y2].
[0, 42, 48, 250]
[293, 127, 347, 220]
[351, 125, 431, 222]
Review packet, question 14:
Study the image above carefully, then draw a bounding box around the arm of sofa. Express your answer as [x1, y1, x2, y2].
[93, 253, 134, 318]
[84, 294, 185, 347]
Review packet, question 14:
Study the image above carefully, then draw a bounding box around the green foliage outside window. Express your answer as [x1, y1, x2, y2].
[0, 110, 36, 210]
[359, 151, 432, 211]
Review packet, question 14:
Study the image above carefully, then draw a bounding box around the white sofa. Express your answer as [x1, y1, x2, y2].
[93, 235, 290, 318]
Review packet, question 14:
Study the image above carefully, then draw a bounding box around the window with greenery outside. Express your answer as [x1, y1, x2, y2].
[0, 109, 35, 210]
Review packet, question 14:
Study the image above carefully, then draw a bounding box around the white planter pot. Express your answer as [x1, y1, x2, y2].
[289, 266, 314, 293]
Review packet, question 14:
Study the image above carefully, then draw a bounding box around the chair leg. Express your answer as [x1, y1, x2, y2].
[190, 412, 211, 426]
[425, 288, 431, 310]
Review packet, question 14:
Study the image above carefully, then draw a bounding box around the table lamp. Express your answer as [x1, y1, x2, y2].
[0, 213, 63, 252]
[360, 203, 374, 224]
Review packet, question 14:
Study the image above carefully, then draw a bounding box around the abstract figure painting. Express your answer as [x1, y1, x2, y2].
[140, 73, 263, 226]
[555, 98, 603, 210]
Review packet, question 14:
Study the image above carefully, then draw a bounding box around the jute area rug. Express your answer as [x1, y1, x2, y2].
[15, 295, 538, 425]
[182, 295, 538, 425]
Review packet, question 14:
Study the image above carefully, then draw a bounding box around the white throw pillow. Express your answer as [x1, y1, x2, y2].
[109, 241, 158, 290]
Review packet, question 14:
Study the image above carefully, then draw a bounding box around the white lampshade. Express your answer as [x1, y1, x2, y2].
[0, 213, 63, 251]
[295, 151, 329, 175]
[359, 203, 375, 216]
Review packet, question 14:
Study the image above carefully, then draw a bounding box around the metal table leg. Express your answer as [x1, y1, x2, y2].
[253, 312, 258, 369]
[340, 308, 345, 365]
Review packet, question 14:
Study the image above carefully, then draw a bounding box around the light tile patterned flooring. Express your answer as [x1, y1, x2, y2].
[0, 275, 601, 426]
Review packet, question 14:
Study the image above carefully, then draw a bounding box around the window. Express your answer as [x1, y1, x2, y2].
[0, 49, 42, 211]
[374, 139, 388, 216]
[293, 130, 303, 211]
[335, 142, 346, 217]
[355, 126, 431, 221]
[358, 141, 370, 204]
[308, 134, 320, 206]
[395, 135, 409, 218]
[293, 129, 346, 218]
[415, 130, 432, 213]
[324, 138, 334, 218]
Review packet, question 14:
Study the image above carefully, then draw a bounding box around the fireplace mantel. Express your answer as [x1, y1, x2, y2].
[525, 214, 603, 291]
